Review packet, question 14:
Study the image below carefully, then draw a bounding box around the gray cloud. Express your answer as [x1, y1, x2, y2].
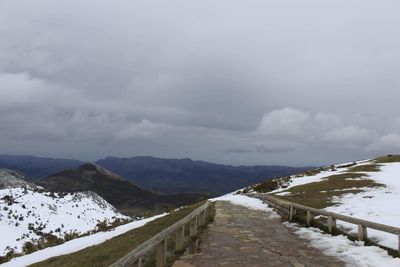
[223, 145, 293, 154]
[0, 0, 400, 166]
[222, 147, 254, 154]
[255, 146, 294, 154]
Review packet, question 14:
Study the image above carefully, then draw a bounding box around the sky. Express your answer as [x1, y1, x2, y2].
[0, 0, 400, 166]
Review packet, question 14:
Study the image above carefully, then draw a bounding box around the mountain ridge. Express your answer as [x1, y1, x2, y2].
[96, 156, 309, 195]
[0, 154, 310, 196]
[37, 163, 205, 216]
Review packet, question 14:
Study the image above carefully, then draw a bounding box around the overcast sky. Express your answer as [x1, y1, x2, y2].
[1, 0, 400, 166]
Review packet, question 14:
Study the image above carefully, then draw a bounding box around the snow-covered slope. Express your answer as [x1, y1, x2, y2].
[0, 169, 129, 261]
[1, 213, 166, 267]
[0, 169, 37, 190]
[325, 162, 400, 250]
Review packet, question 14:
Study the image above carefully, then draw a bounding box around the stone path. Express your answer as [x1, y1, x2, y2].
[173, 201, 345, 267]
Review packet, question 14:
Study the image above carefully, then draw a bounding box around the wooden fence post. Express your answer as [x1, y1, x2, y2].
[196, 214, 200, 228]
[306, 211, 313, 225]
[398, 235, 400, 255]
[199, 210, 204, 225]
[358, 225, 368, 241]
[211, 202, 216, 218]
[289, 206, 294, 221]
[190, 217, 198, 237]
[156, 239, 167, 267]
[132, 257, 143, 267]
[189, 214, 200, 254]
[328, 216, 336, 233]
[175, 225, 185, 251]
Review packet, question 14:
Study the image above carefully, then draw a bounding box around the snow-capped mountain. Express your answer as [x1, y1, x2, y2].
[0, 169, 130, 262]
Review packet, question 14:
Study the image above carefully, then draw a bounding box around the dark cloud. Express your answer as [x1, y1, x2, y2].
[0, 0, 400, 165]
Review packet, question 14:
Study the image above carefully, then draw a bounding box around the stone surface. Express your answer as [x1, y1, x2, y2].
[172, 201, 344, 267]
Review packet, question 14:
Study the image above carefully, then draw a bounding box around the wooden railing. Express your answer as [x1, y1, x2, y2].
[109, 201, 216, 267]
[252, 193, 400, 254]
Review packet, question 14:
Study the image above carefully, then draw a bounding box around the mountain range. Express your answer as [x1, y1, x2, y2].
[0, 155, 309, 196]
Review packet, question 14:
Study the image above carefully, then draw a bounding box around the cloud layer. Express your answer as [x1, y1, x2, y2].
[1, 0, 400, 165]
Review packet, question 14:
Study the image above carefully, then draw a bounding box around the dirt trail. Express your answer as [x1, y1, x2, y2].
[173, 201, 344, 267]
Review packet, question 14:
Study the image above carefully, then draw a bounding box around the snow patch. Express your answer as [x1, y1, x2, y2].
[212, 193, 280, 219]
[275, 191, 291, 196]
[284, 222, 400, 267]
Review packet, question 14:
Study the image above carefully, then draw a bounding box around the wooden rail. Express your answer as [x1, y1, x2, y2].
[109, 201, 216, 267]
[252, 193, 400, 254]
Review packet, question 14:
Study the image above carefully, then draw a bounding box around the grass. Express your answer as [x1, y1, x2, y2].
[276, 172, 385, 209]
[293, 167, 329, 177]
[248, 159, 388, 209]
[375, 155, 400, 163]
[29, 201, 206, 267]
[348, 164, 381, 172]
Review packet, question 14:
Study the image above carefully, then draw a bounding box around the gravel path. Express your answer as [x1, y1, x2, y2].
[173, 201, 345, 267]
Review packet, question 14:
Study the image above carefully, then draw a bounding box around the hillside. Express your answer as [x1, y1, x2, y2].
[245, 155, 400, 252]
[0, 169, 38, 190]
[37, 163, 204, 215]
[96, 156, 308, 195]
[0, 169, 129, 263]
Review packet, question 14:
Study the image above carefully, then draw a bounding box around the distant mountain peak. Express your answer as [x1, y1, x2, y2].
[79, 162, 124, 181]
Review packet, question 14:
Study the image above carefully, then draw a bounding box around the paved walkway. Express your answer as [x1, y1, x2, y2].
[173, 201, 345, 267]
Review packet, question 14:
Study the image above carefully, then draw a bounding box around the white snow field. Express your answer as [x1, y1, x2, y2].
[215, 192, 400, 267]
[0, 213, 166, 267]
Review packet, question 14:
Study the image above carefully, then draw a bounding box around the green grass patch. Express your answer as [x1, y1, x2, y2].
[282, 190, 364, 209]
[301, 168, 323, 177]
[30, 201, 206, 267]
[348, 164, 381, 172]
[276, 172, 384, 209]
[375, 155, 400, 163]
